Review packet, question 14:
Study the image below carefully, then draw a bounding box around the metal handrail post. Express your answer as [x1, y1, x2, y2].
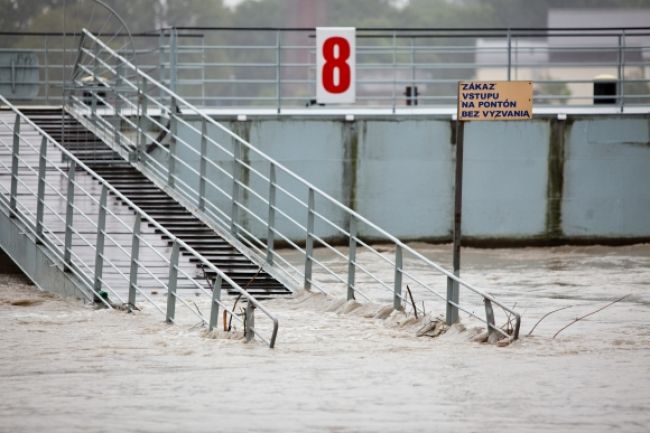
[170, 28, 177, 93]
[166, 241, 180, 323]
[391, 31, 397, 113]
[231, 140, 241, 235]
[410, 37, 415, 92]
[91, 42, 99, 126]
[201, 35, 206, 106]
[93, 185, 108, 297]
[9, 114, 20, 218]
[276, 30, 281, 113]
[128, 217, 141, 308]
[619, 31, 626, 112]
[347, 217, 357, 301]
[137, 76, 147, 150]
[114, 62, 123, 149]
[507, 28, 512, 81]
[35, 136, 48, 242]
[63, 161, 76, 271]
[393, 244, 403, 310]
[484, 298, 496, 337]
[208, 275, 222, 331]
[198, 118, 207, 211]
[304, 188, 315, 290]
[92, 38, 99, 82]
[158, 32, 166, 90]
[266, 163, 277, 265]
[168, 97, 178, 187]
[44, 36, 49, 103]
[244, 302, 256, 342]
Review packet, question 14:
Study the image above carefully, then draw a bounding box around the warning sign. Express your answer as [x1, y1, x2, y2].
[457, 81, 533, 121]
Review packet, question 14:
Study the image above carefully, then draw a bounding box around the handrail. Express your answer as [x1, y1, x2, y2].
[0, 93, 279, 348]
[2, 27, 649, 108]
[69, 28, 521, 341]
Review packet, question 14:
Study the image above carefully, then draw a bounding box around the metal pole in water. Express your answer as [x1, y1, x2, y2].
[9, 115, 20, 218]
[93, 185, 108, 299]
[208, 275, 222, 332]
[35, 136, 48, 243]
[447, 119, 464, 325]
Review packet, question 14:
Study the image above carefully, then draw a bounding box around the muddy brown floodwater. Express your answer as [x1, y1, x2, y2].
[1, 244, 649, 433]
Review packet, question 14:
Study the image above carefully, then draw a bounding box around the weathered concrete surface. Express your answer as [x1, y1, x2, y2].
[164, 114, 650, 244]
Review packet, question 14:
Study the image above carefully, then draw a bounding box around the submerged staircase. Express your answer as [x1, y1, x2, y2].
[1, 28, 524, 345]
[21, 108, 291, 300]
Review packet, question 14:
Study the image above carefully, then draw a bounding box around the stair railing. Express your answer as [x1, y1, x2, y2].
[67, 29, 520, 341]
[0, 94, 278, 348]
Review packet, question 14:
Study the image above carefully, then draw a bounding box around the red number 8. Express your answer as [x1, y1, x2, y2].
[322, 37, 351, 94]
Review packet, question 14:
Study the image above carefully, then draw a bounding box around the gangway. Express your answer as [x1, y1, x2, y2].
[22, 107, 290, 299]
[62, 29, 521, 342]
[0, 96, 279, 348]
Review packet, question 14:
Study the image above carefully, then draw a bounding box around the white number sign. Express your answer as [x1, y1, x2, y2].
[316, 27, 356, 104]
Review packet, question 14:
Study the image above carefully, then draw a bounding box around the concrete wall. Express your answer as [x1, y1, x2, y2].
[165, 114, 650, 244]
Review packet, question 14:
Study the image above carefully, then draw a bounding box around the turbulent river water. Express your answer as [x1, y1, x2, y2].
[1, 244, 649, 432]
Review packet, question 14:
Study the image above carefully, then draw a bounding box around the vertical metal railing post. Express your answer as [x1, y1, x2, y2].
[63, 161, 76, 271]
[170, 28, 178, 93]
[266, 163, 277, 265]
[506, 28, 512, 81]
[231, 140, 241, 236]
[114, 62, 123, 149]
[276, 30, 282, 113]
[158, 32, 166, 91]
[244, 302, 256, 342]
[484, 298, 496, 338]
[304, 188, 315, 290]
[35, 136, 48, 242]
[168, 97, 177, 187]
[128, 217, 141, 308]
[208, 274, 223, 331]
[347, 217, 357, 301]
[137, 76, 148, 150]
[90, 41, 99, 126]
[201, 35, 206, 106]
[166, 240, 180, 323]
[393, 244, 403, 310]
[391, 31, 397, 113]
[9, 114, 20, 218]
[410, 37, 416, 92]
[198, 118, 208, 211]
[618, 31, 626, 112]
[44, 36, 49, 103]
[93, 185, 108, 297]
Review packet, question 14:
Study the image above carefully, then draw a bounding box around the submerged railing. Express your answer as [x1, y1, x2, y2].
[68, 29, 521, 341]
[0, 94, 279, 348]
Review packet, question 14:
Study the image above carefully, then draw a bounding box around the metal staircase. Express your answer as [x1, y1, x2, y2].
[0, 28, 524, 346]
[22, 108, 291, 300]
[60, 28, 522, 343]
[0, 98, 279, 347]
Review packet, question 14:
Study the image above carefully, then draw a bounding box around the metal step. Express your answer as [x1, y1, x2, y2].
[24, 108, 292, 298]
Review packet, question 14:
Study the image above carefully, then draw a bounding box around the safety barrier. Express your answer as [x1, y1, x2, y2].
[139, 26, 650, 109]
[2, 27, 649, 110]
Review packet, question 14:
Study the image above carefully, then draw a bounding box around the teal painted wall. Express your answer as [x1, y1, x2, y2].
[166, 114, 650, 243]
